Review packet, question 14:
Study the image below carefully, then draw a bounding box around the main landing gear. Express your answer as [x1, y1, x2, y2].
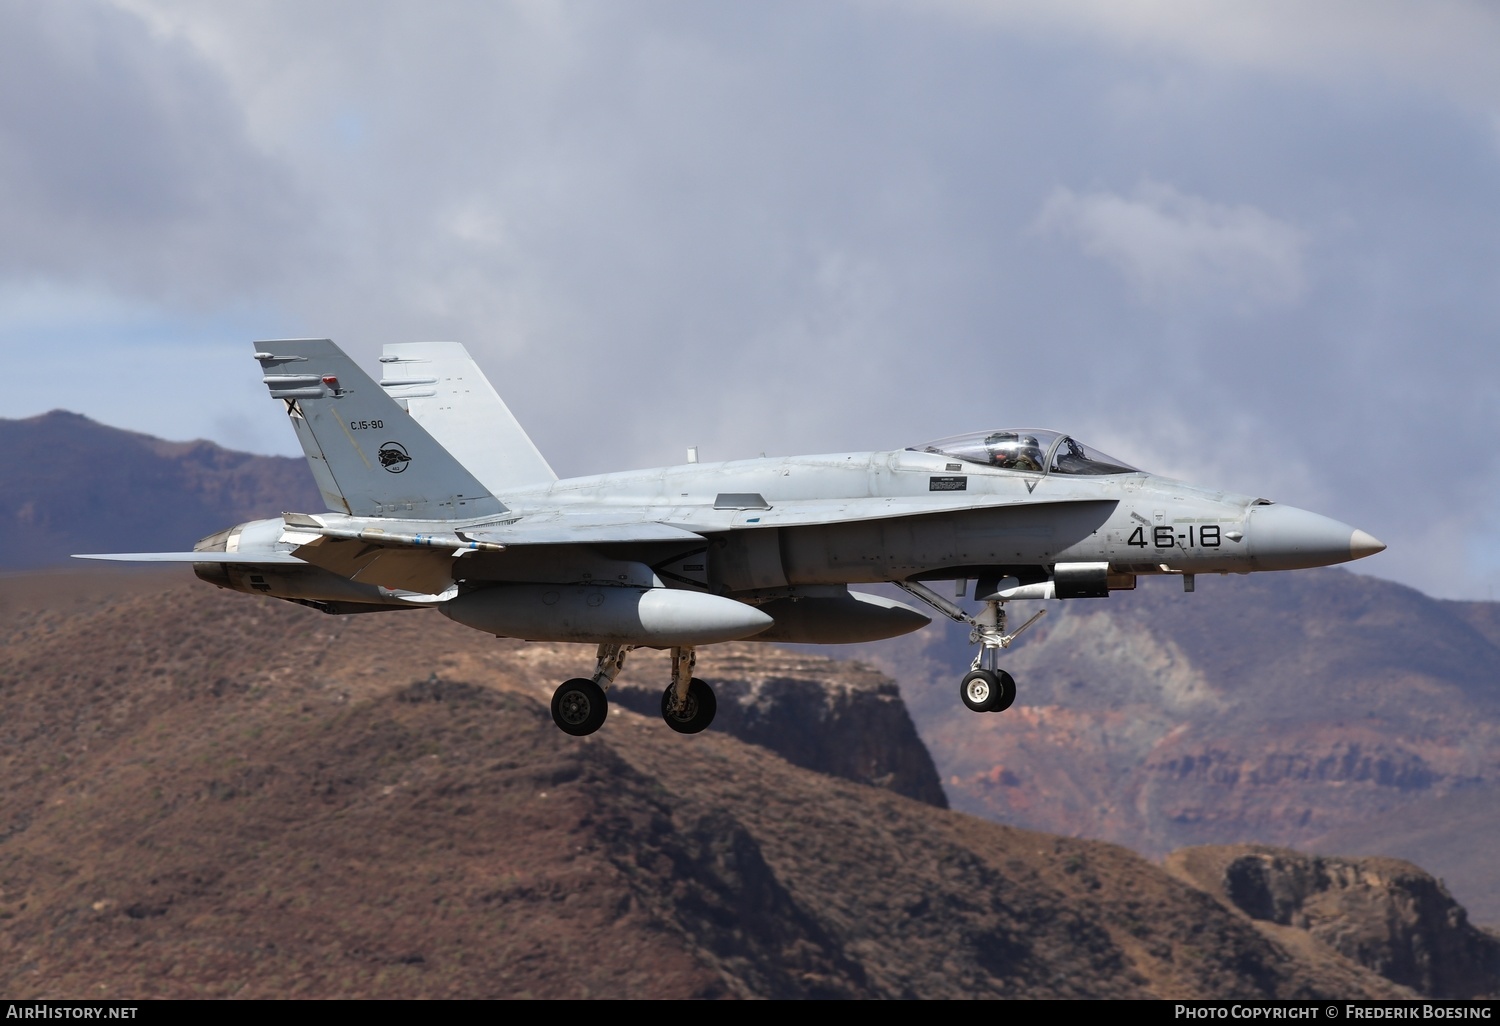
[893, 580, 1046, 716]
[548, 643, 719, 737]
[660, 646, 717, 735]
[551, 677, 608, 736]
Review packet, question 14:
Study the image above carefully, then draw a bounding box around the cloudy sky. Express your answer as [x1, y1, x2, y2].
[2, 1, 1497, 599]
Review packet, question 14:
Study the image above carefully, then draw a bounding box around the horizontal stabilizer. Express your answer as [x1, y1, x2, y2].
[73, 552, 306, 564]
[293, 536, 457, 595]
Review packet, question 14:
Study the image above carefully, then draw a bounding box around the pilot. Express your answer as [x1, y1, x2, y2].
[985, 432, 1044, 471]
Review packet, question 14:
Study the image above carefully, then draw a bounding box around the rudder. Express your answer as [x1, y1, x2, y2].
[378, 341, 556, 494]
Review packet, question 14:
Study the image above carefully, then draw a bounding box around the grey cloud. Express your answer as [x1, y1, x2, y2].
[1035, 183, 1309, 311]
[921, 0, 1500, 114]
[0, 2, 312, 304]
[6, 2, 1498, 598]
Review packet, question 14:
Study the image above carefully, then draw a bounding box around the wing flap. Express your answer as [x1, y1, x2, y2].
[462, 521, 706, 546]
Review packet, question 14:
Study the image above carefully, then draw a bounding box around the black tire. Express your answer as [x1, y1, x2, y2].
[987, 669, 1017, 712]
[960, 669, 1017, 713]
[960, 669, 999, 712]
[551, 677, 608, 736]
[661, 677, 717, 734]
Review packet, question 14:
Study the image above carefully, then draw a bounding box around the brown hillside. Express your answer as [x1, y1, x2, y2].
[862, 570, 1500, 924]
[0, 569, 1414, 999]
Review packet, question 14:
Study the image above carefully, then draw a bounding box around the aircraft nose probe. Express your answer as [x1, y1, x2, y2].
[1245, 503, 1387, 571]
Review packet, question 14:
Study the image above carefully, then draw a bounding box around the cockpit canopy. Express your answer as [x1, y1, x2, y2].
[910, 429, 1139, 476]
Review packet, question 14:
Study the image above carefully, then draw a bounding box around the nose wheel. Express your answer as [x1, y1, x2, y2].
[961, 668, 1016, 713]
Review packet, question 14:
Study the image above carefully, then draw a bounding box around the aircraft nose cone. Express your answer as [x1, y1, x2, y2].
[1351, 529, 1387, 559]
[1247, 504, 1386, 571]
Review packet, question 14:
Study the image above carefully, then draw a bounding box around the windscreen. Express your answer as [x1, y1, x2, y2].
[910, 429, 1139, 475]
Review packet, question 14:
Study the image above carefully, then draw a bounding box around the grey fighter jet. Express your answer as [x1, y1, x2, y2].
[79, 339, 1386, 736]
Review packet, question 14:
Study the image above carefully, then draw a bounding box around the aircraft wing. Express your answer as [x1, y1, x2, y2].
[461, 520, 707, 546]
[74, 495, 1110, 592]
[281, 494, 1108, 555]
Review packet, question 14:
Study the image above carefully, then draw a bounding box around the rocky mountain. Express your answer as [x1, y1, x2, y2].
[604, 649, 947, 808]
[1168, 846, 1500, 1000]
[2, 568, 1474, 999]
[0, 411, 320, 569]
[851, 569, 1500, 924]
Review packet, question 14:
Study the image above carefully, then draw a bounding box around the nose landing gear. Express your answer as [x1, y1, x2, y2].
[893, 580, 1045, 716]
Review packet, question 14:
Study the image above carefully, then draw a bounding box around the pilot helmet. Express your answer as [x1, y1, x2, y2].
[984, 431, 1044, 471]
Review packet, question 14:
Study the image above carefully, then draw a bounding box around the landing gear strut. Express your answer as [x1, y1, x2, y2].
[660, 647, 717, 734]
[892, 580, 1045, 715]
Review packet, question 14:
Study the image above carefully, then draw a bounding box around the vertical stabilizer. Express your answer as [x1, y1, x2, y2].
[379, 341, 557, 494]
[255, 339, 506, 520]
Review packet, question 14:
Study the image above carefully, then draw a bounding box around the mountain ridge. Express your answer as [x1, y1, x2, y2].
[0, 410, 321, 570]
[3, 568, 1477, 999]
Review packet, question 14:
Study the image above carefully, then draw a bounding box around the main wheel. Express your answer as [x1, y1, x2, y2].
[960, 668, 1017, 713]
[551, 678, 608, 736]
[661, 677, 717, 734]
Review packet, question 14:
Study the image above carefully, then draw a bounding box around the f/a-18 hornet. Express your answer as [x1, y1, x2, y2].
[80, 340, 1385, 736]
